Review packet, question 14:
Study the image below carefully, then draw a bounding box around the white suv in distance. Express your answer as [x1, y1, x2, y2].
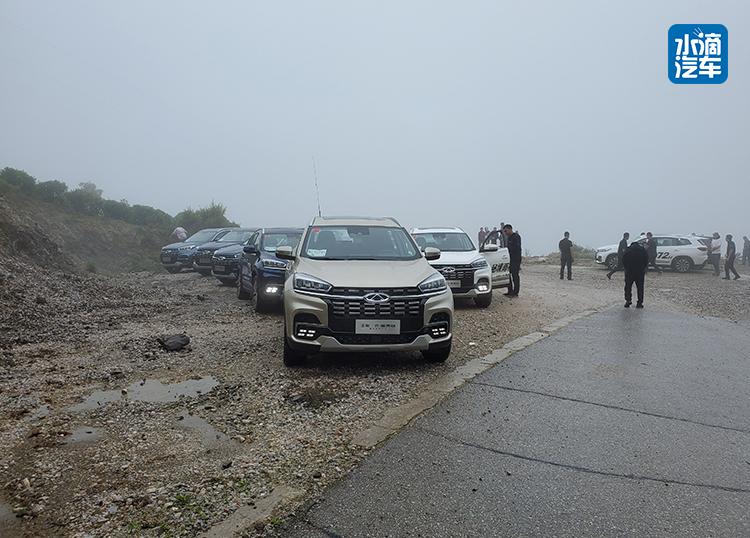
[411, 227, 509, 308]
[277, 217, 454, 366]
[595, 234, 709, 272]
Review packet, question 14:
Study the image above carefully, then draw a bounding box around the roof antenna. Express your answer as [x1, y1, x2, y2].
[312, 156, 322, 217]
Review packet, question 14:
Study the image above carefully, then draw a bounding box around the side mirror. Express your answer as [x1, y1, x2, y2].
[276, 245, 295, 260]
[481, 243, 499, 252]
[243, 245, 258, 254]
[424, 247, 441, 261]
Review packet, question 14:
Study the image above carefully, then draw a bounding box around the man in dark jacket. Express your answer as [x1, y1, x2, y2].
[622, 241, 649, 308]
[559, 231, 573, 280]
[742, 236, 750, 266]
[723, 234, 741, 280]
[606, 232, 629, 279]
[503, 224, 522, 297]
[645, 232, 662, 273]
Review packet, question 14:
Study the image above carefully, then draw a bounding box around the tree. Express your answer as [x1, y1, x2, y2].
[174, 202, 237, 232]
[35, 180, 68, 203]
[0, 167, 37, 193]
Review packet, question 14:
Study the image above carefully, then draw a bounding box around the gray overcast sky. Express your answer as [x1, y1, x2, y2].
[1, 1, 748, 254]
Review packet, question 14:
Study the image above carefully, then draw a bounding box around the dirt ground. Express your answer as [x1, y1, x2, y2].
[1, 261, 749, 537]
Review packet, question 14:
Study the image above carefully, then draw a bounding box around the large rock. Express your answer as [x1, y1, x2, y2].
[157, 334, 190, 351]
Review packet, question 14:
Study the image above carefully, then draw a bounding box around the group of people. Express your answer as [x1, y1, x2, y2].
[477, 225, 508, 248]
[706, 232, 747, 280]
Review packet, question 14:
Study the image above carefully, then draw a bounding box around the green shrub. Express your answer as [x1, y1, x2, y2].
[0, 167, 36, 193]
[35, 180, 69, 203]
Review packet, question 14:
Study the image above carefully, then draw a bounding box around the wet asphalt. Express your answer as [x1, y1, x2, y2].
[284, 308, 750, 537]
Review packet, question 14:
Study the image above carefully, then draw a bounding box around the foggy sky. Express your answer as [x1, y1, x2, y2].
[1, 1, 748, 254]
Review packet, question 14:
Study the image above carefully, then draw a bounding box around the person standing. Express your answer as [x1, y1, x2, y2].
[559, 231, 573, 280]
[497, 222, 507, 248]
[645, 232, 662, 273]
[503, 224, 522, 297]
[622, 240, 649, 308]
[489, 227, 498, 245]
[478, 227, 487, 247]
[607, 232, 630, 279]
[742, 235, 750, 266]
[723, 234, 741, 280]
[708, 232, 722, 276]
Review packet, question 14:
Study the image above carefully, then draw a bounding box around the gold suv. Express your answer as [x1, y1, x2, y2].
[277, 216, 454, 366]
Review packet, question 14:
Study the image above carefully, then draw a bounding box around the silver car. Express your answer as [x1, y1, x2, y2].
[277, 216, 454, 366]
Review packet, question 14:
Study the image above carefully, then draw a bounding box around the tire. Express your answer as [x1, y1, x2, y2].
[605, 254, 618, 271]
[283, 325, 306, 367]
[672, 256, 692, 273]
[254, 278, 271, 313]
[474, 292, 492, 308]
[237, 267, 251, 300]
[165, 267, 181, 274]
[422, 343, 451, 363]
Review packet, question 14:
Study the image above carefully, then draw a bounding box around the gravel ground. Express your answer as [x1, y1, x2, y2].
[1, 260, 749, 537]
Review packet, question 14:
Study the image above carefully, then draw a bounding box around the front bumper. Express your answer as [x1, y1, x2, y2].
[284, 287, 454, 353]
[160, 251, 195, 268]
[211, 258, 240, 279]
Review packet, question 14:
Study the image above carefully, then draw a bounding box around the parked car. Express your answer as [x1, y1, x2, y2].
[160, 228, 230, 273]
[411, 227, 510, 308]
[210, 242, 247, 285]
[237, 227, 303, 311]
[192, 228, 258, 275]
[278, 216, 454, 366]
[595, 234, 709, 272]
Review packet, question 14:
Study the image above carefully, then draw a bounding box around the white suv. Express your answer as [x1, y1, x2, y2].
[595, 234, 709, 272]
[411, 227, 510, 308]
[277, 217, 454, 366]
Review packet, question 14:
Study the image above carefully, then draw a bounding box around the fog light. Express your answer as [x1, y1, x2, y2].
[295, 325, 317, 339]
[265, 285, 280, 294]
[430, 323, 449, 338]
[476, 283, 490, 292]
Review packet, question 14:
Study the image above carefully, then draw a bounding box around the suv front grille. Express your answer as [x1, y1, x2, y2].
[434, 264, 476, 289]
[330, 298, 421, 318]
[333, 333, 419, 345]
[324, 288, 425, 334]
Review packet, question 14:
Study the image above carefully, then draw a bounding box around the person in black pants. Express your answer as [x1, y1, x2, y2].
[742, 236, 750, 266]
[723, 234, 741, 280]
[503, 224, 522, 297]
[622, 241, 649, 308]
[607, 232, 630, 279]
[559, 231, 573, 280]
[644, 232, 662, 273]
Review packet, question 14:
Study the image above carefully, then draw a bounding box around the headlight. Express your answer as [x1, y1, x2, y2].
[262, 258, 288, 269]
[471, 258, 488, 268]
[418, 272, 447, 293]
[293, 273, 332, 293]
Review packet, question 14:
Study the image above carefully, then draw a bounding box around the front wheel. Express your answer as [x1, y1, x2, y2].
[672, 256, 692, 273]
[165, 267, 181, 274]
[605, 254, 619, 270]
[422, 343, 451, 363]
[474, 292, 492, 308]
[283, 326, 307, 367]
[237, 267, 252, 299]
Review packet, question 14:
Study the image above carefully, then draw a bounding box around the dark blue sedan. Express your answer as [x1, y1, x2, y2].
[237, 228, 303, 311]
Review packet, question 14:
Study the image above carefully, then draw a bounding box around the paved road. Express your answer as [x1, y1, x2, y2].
[285, 308, 750, 537]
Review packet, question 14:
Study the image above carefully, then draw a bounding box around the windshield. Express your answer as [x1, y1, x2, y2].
[219, 229, 254, 242]
[186, 230, 219, 243]
[301, 226, 420, 261]
[262, 232, 302, 253]
[413, 232, 475, 252]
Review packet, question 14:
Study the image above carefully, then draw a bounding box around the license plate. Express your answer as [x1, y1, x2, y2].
[200, 257, 211, 264]
[214, 265, 225, 272]
[446, 279, 462, 288]
[355, 320, 400, 335]
[161, 255, 173, 262]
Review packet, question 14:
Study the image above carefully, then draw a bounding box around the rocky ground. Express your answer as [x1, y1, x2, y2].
[1, 261, 749, 537]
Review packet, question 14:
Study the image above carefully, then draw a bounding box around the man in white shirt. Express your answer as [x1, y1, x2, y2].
[708, 232, 722, 276]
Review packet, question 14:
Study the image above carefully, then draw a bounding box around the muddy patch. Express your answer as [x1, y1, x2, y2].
[174, 411, 238, 451]
[69, 376, 218, 412]
[64, 426, 103, 445]
[0, 499, 23, 535]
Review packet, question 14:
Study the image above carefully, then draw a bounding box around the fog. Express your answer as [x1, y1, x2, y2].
[1, 0, 748, 254]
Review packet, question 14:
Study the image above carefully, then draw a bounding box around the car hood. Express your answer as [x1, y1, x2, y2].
[162, 241, 199, 250]
[213, 244, 244, 256]
[196, 240, 243, 251]
[427, 250, 482, 265]
[597, 243, 618, 252]
[295, 258, 437, 288]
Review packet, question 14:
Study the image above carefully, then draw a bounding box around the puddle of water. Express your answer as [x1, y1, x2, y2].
[174, 411, 234, 450]
[64, 426, 103, 445]
[70, 377, 218, 412]
[0, 499, 23, 534]
[29, 404, 50, 420]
